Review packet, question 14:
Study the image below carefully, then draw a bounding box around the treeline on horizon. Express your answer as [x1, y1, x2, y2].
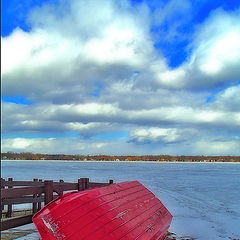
[1, 152, 240, 162]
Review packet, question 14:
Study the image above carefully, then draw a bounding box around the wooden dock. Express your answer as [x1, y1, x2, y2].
[0, 177, 113, 231]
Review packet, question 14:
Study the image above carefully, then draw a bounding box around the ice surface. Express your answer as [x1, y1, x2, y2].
[2, 161, 240, 240]
[2, 224, 40, 240]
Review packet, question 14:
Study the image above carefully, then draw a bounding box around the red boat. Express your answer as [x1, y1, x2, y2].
[33, 181, 172, 240]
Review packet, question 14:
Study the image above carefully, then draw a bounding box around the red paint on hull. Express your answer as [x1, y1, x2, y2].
[33, 181, 172, 240]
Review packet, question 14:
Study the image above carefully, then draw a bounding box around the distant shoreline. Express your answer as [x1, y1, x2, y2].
[2, 159, 240, 163]
[2, 152, 239, 163]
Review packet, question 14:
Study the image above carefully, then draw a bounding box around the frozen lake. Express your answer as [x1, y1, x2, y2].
[2, 160, 240, 240]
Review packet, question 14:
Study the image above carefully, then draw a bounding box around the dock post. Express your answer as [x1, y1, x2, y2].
[6, 178, 13, 217]
[0, 178, 5, 219]
[85, 178, 89, 189]
[78, 178, 89, 191]
[44, 180, 54, 205]
[32, 179, 38, 213]
[58, 179, 64, 195]
[37, 179, 43, 211]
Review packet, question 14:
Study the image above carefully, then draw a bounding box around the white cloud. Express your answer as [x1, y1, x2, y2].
[2, 0, 156, 101]
[191, 9, 240, 79]
[7, 138, 32, 149]
[211, 85, 240, 112]
[154, 8, 240, 89]
[194, 139, 240, 155]
[156, 68, 186, 88]
[129, 127, 196, 144]
[1, 138, 108, 154]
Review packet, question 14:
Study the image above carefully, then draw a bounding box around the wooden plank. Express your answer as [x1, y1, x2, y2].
[1, 186, 44, 198]
[0, 178, 6, 187]
[1, 180, 111, 190]
[0, 214, 33, 231]
[89, 182, 109, 188]
[1, 196, 44, 205]
[1, 181, 44, 187]
[55, 183, 78, 191]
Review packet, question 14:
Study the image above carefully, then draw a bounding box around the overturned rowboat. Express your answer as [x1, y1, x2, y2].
[33, 181, 172, 240]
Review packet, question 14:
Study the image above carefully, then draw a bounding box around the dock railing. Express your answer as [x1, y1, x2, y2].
[0, 177, 113, 231]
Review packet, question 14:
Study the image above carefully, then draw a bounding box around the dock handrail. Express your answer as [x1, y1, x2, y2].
[0, 177, 113, 231]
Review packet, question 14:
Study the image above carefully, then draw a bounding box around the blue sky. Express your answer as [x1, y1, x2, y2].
[2, 0, 240, 155]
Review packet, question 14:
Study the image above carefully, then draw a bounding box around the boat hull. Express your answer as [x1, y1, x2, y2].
[33, 181, 172, 240]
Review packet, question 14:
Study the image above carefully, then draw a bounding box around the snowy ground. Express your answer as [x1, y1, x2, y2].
[2, 226, 196, 240]
[1, 224, 39, 240]
[2, 161, 240, 240]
